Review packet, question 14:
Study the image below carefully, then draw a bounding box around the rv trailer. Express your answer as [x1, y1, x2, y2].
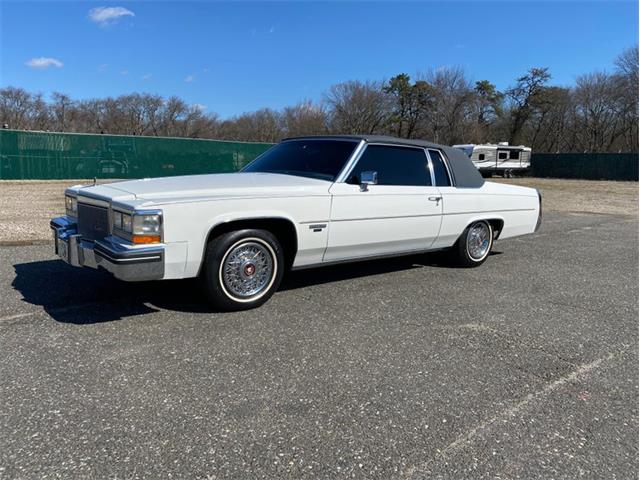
[453, 143, 531, 177]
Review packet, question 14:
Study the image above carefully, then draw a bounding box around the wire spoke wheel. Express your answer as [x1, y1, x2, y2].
[466, 222, 491, 260]
[220, 240, 275, 300]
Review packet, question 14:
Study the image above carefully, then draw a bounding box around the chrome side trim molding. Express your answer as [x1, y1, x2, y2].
[291, 246, 449, 271]
[331, 208, 535, 223]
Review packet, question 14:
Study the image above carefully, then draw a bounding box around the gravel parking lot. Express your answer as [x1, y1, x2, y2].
[1, 210, 637, 478]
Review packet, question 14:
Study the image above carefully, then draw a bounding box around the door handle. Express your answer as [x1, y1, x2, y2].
[428, 196, 442, 205]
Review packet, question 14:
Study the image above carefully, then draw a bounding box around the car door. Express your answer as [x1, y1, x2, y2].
[324, 144, 443, 262]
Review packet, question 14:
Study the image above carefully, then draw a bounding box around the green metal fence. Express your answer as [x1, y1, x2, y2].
[531, 153, 639, 181]
[0, 130, 273, 180]
[2, 130, 638, 181]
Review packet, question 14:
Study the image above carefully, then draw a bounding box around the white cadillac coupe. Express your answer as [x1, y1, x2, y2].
[51, 135, 541, 310]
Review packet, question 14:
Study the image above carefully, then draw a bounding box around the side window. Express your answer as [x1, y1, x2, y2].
[428, 149, 451, 187]
[498, 151, 508, 160]
[348, 145, 432, 186]
[478, 153, 485, 161]
[509, 150, 520, 160]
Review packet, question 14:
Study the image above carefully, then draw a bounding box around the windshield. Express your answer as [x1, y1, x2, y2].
[242, 139, 359, 181]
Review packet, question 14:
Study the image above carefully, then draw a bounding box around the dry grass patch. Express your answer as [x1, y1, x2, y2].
[493, 178, 638, 217]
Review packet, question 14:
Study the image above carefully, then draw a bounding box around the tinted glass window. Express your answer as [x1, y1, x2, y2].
[428, 150, 451, 186]
[478, 153, 485, 161]
[242, 140, 358, 181]
[348, 145, 431, 186]
[509, 150, 520, 160]
[498, 151, 508, 160]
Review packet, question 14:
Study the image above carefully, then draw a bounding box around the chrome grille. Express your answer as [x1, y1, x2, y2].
[77, 203, 109, 241]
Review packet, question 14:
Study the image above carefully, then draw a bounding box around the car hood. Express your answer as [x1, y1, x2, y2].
[73, 172, 331, 206]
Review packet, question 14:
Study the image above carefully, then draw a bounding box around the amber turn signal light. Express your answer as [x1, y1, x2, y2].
[132, 235, 161, 244]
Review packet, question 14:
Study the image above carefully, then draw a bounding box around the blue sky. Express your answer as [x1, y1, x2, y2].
[1, 1, 637, 118]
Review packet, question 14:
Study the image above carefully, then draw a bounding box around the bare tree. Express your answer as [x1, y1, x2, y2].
[0, 87, 43, 129]
[615, 44, 639, 88]
[219, 109, 283, 142]
[527, 86, 573, 152]
[572, 72, 631, 152]
[420, 67, 474, 144]
[282, 101, 328, 137]
[325, 80, 390, 135]
[51, 92, 76, 132]
[612, 45, 639, 152]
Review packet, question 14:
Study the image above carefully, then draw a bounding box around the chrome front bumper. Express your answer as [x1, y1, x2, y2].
[50, 216, 164, 281]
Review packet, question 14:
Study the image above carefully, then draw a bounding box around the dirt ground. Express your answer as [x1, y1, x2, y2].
[0, 178, 637, 244]
[493, 177, 638, 217]
[0, 180, 114, 245]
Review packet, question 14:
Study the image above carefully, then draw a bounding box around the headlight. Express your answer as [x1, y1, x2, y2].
[122, 213, 133, 233]
[113, 211, 133, 232]
[133, 214, 161, 235]
[65, 195, 77, 218]
[112, 210, 161, 244]
[113, 211, 123, 230]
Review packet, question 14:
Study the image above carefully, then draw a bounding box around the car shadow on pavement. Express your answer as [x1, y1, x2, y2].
[12, 260, 210, 324]
[280, 250, 466, 291]
[12, 250, 502, 324]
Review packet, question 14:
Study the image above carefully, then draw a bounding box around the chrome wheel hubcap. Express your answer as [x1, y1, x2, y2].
[467, 222, 491, 260]
[222, 241, 274, 299]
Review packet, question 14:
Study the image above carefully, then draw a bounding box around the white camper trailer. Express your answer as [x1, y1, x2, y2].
[453, 143, 532, 177]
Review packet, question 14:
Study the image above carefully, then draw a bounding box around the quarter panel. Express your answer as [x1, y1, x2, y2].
[433, 183, 539, 249]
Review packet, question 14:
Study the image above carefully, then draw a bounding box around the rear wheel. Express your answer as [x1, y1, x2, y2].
[451, 220, 493, 267]
[201, 229, 284, 311]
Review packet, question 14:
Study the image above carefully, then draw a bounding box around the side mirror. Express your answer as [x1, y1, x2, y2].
[359, 171, 378, 191]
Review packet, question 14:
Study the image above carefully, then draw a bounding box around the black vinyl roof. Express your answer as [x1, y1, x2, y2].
[283, 135, 485, 188]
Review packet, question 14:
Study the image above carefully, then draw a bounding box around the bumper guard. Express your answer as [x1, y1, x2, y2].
[50, 216, 164, 281]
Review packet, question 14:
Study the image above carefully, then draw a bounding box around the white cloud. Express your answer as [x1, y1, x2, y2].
[192, 103, 207, 112]
[25, 57, 63, 69]
[184, 74, 196, 83]
[120, 70, 129, 76]
[98, 63, 108, 72]
[89, 6, 134, 26]
[142, 73, 152, 80]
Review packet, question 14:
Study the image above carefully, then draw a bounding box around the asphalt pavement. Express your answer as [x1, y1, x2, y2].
[0, 212, 637, 479]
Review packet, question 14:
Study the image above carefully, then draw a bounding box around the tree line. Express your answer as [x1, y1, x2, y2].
[1, 45, 637, 153]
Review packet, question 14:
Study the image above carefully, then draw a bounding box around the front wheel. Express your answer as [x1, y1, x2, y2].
[451, 220, 493, 268]
[201, 229, 284, 311]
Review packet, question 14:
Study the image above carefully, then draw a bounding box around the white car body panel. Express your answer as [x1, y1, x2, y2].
[325, 182, 443, 261]
[162, 195, 332, 277]
[59, 140, 541, 282]
[432, 182, 539, 249]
